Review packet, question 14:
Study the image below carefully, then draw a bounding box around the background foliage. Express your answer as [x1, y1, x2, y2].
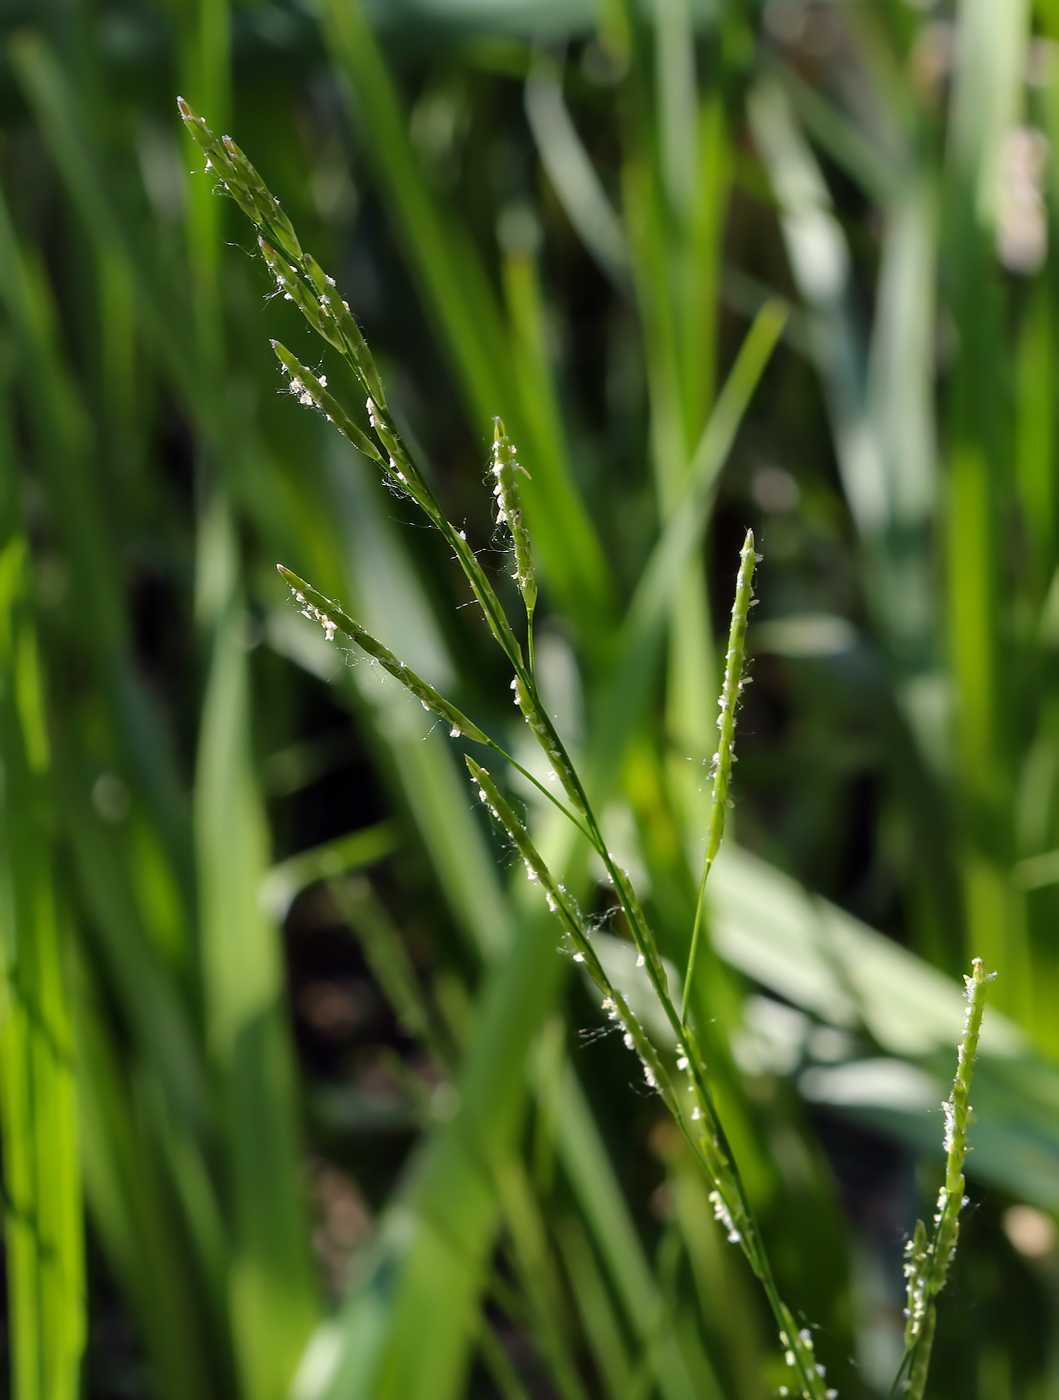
[2, 0, 1059, 1397]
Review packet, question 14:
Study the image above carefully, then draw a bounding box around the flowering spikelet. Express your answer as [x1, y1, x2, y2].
[708, 1189, 742, 1244]
[490, 418, 536, 616]
[260, 239, 345, 350]
[179, 99, 389, 414]
[271, 341, 384, 464]
[704, 530, 757, 878]
[897, 958, 995, 1399]
[179, 97, 303, 262]
[277, 565, 490, 745]
[682, 529, 758, 1019]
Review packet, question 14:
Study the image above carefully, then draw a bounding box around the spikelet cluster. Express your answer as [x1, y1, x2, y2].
[277, 567, 490, 745]
[490, 418, 536, 615]
[897, 959, 994, 1398]
[681, 529, 759, 1021]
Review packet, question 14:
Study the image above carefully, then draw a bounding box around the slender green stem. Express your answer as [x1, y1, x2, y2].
[467, 760, 828, 1400]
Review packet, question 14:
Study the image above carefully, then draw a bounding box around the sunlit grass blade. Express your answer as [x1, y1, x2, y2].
[942, 0, 1033, 1025]
[585, 300, 787, 802]
[303, 916, 571, 1400]
[554, 1217, 634, 1400]
[554, 1068, 713, 1400]
[0, 531, 84, 1400]
[748, 79, 881, 536]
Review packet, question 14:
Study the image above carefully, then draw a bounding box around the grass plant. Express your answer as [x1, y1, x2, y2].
[0, 3, 1057, 1399]
[181, 100, 995, 1400]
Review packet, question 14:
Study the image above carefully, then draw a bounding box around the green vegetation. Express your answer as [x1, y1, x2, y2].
[0, 3, 1058, 1399]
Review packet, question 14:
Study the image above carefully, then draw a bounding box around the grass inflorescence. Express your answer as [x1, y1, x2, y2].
[182, 98, 996, 1400]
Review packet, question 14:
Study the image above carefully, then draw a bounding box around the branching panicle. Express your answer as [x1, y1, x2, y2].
[190, 104, 988, 1400]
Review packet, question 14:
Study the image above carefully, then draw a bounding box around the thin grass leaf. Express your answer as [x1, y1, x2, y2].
[524, 55, 630, 286]
[554, 1068, 709, 1400]
[75, 973, 227, 1400]
[261, 822, 402, 923]
[0, 531, 84, 1400]
[554, 1217, 633, 1400]
[0, 146, 193, 890]
[9, 33, 205, 417]
[585, 301, 787, 802]
[195, 494, 320, 1400]
[318, 0, 616, 632]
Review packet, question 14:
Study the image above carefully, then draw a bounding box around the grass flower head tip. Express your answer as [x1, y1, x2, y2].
[895, 957, 995, 1399]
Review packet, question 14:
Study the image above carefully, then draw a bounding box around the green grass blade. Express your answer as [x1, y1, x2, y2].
[492, 1157, 593, 1400]
[59, 785, 208, 1134]
[523, 55, 630, 286]
[652, 0, 699, 229]
[75, 971, 227, 1400]
[318, 0, 614, 632]
[0, 531, 84, 1400]
[748, 78, 883, 538]
[586, 300, 787, 798]
[261, 822, 402, 923]
[554, 1067, 712, 1400]
[195, 494, 319, 1400]
[0, 152, 193, 894]
[9, 34, 204, 416]
[554, 1217, 633, 1400]
[304, 911, 571, 1400]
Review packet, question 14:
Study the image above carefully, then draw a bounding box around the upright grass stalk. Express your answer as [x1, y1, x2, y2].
[682, 533, 757, 1021]
[892, 958, 995, 1399]
[180, 99, 995, 1400]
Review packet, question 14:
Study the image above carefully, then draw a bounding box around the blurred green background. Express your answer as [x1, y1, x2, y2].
[3, 0, 1059, 1396]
